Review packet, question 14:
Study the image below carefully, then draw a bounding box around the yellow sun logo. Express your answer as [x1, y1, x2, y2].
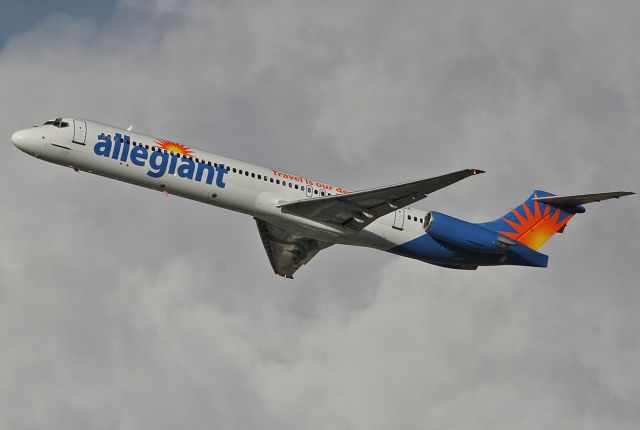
[155, 139, 193, 156]
[498, 200, 573, 250]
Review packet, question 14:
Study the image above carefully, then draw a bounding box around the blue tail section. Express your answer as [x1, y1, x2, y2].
[391, 188, 629, 270]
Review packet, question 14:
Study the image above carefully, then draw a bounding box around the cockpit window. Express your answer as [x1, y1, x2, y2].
[43, 118, 69, 128]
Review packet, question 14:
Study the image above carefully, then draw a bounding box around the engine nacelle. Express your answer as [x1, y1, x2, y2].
[425, 211, 516, 254]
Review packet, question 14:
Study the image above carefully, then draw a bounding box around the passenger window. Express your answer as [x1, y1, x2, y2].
[257, 174, 261, 179]
[239, 169, 243, 174]
[407, 215, 411, 220]
[233, 168, 237, 173]
[245, 171, 249, 176]
[314, 189, 318, 195]
[289, 183, 292, 188]
[294, 184, 299, 189]
[276, 179, 280, 184]
[270, 178, 274, 183]
[251, 173, 255, 178]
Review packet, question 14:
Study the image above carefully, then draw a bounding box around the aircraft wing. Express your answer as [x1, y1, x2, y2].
[254, 218, 333, 279]
[277, 169, 484, 231]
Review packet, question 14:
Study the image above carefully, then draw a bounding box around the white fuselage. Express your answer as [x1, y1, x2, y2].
[12, 118, 430, 252]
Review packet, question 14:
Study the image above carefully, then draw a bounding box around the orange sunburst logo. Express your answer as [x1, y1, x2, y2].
[155, 139, 194, 156]
[498, 200, 573, 251]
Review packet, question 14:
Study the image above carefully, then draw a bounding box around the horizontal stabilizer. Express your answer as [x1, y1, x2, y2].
[533, 191, 634, 206]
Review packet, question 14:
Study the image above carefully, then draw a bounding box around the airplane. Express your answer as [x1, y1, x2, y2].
[11, 117, 634, 278]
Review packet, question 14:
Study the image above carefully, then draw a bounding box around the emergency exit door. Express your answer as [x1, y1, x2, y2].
[392, 209, 405, 230]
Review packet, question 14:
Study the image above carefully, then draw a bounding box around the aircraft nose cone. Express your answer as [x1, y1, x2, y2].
[11, 128, 42, 155]
[11, 129, 27, 148]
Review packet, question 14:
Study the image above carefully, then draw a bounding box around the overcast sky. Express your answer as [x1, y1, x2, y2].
[1, 0, 639, 428]
[0, 0, 117, 47]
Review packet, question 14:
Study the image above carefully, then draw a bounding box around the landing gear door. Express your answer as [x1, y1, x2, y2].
[72, 119, 87, 145]
[392, 209, 405, 230]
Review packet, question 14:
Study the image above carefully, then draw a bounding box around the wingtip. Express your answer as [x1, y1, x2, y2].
[613, 191, 635, 198]
[469, 168, 485, 175]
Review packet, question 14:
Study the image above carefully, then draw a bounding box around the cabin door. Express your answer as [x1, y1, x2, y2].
[72, 119, 87, 145]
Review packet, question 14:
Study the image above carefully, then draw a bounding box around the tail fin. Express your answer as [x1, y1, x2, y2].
[480, 190, 578, 250]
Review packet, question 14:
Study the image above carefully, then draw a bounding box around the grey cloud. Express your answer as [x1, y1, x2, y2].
[0, 0, 639, 429]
